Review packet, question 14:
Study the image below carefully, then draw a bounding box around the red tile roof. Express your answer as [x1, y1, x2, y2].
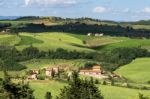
[80, 70, 101, 73]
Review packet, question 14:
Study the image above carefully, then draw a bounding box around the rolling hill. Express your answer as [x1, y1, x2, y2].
[115, 58, 150, 83]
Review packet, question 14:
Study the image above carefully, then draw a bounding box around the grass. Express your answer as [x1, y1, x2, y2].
[0, 34, 20, 46]
[1, 32, 150, 52]
[100, 85, 150, 99]
[115, 58, 150, 83]
[96, 38, 150, 51]
[15, 32, 94, 52]
[18, 35, 43, 45]
[132, 25, 150, 30]
[29, 80, 150, 99]
[85, 36, 122, 47]
[30, 80, 66, 99]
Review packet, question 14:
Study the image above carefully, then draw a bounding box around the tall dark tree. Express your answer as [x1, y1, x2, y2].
[138, 93, 149, 99]
[45, 92, 52, 99]
[57, 72, 103, 99]
[3, 71, 35, 99]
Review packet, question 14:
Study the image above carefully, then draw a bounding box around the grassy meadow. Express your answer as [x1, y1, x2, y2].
[96, 37, 150, 51]
[115, 58, 150, 83]
[29, 80, 150, 99]
[1, 32, 150, 52]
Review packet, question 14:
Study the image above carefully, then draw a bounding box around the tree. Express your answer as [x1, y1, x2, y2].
[3, 71, 35, 99]
[22, 45, 40, 59]
[45, 92, 52, 99]
[56, 72, 103, 99]
[51, 69, 55, 78]
[138, 93, 149, 99]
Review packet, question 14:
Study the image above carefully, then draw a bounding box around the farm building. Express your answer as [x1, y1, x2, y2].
[79, 65, 102, 75]
[95, 33, 104, 37]
[87, 33, 92, 36]
[27, 69, 39, 80]
[45, 67, 59, 76]
[28, 73, 37, 80]
[31, 69, 39, 74]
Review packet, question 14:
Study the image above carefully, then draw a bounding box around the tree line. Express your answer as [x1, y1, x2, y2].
[1, 20, 150, 38]
[0, 45, 150, 71]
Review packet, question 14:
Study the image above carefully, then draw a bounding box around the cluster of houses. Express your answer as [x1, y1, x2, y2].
[27, 67, 59, 80]
[27, 65, 120, 80]
[87, 33, 104, 37]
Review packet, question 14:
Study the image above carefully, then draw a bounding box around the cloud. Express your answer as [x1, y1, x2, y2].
[122, 8, 129, 13]
[25, 0, 77, 6]
[93, 6, 107, 13]
[143, 7, 150, 13]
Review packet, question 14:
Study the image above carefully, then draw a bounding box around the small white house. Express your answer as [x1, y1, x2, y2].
[99, 33, 104, 37]
[28, 73, 37, 80]
[45, 68, 52, 76]
[95, 33, 104, 37]
[1, 30, 5, 33]
[95, 33, 99, 36]
[87, 33, 92, 36]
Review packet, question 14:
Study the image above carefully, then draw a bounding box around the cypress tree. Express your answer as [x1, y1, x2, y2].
[57, 72, 103, 99]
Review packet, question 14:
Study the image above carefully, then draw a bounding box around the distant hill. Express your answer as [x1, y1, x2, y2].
[0, 16, 19, 20]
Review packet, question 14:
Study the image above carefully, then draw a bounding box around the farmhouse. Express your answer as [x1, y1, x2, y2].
[31, 69, 39, 74]
[27, 69, 39, 80]
[87, 33, 92, 36]
[95, 33, 104, 37]
[79, 65, 102, 75]
[28, 73, 37, 80]
[45, 67, 59, 76]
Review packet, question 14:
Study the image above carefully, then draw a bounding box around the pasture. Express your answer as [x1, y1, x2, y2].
[115, 58, 150, 83]
[1, 32, 150, 52]
[96, 38, 150, 51]
[29, 80, 150, 99]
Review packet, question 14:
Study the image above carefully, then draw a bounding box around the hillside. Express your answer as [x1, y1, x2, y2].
[115, 58, 150, 83]
[0, 33, 95, 52]
[29, 80, 150, 99]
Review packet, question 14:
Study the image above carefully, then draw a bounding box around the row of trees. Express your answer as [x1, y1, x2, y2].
[0, 45, 150, 71]
[4, 22, 150, 38]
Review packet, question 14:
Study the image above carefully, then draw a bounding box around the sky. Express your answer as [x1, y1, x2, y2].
[0, 0, 150, 21]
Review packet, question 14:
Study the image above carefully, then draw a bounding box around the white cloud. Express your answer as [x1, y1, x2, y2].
[25, 0, 77, 6]
[93, 6, 107, 13]
[143, 7, 150, 13]
[122, 8, 129, 13]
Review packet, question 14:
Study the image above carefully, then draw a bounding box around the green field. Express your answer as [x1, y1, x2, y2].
[96, 38, 150, 51]
[0, 34, 20, 46]
[1, 32, 150, 52]
[115, 58, 150, 83]
[0, 33, 94, 52]
[29, 80, 150, 99]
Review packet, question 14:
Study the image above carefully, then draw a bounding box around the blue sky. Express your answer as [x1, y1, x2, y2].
[0, 0, 150, 21]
